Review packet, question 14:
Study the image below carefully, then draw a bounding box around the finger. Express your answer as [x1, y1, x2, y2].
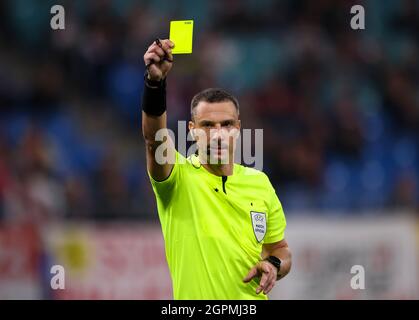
[144, 52, 161, 66]
[258, 278, 274, 295]
[243, 267, 258, 283]
[148, 39, 162, 49]
[148, 43, 172, 64]
[256, 285, 262, 294]
[161, 39, 175, 49]
[147, 43, 165, 56]
[259, 270, 269, 289]
[149, 45, 166, 58]
[267, 271, 276, 289]
[256, 275, 269, 294]
[160, 39, 174, 60]
[263, 281, 275, 295]
[144, 52, 161, 65]
[270, 271, 277, 285]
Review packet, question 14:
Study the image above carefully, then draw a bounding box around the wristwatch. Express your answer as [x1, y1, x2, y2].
[264, 256, 282, 280]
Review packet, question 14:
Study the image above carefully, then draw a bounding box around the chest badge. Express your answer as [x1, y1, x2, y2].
[250, 211, 266, 242]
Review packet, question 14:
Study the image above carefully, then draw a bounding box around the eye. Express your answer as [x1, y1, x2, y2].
[222, 122, 233, 128]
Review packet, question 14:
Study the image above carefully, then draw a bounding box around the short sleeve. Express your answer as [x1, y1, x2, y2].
[148, 150, 185, 201]
[264, 182, 287, 244]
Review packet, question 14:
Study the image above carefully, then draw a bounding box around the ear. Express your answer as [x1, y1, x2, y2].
[234, 120, 241, 139]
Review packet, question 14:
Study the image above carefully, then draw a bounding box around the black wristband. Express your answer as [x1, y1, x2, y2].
[141, 72, 167, 116]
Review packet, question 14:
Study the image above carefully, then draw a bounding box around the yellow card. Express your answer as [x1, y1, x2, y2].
[169, 20, 194, 54]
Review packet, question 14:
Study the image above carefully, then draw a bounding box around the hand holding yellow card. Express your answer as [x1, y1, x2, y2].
[169, 20, 194, 54]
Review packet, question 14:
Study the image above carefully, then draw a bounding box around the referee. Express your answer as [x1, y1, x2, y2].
[141, 39, 292, 300]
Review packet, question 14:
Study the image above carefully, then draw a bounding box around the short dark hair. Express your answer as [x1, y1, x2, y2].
[190, 88, 240, 119]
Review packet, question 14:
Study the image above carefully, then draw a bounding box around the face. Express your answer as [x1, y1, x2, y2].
[189, 101, 241, 165]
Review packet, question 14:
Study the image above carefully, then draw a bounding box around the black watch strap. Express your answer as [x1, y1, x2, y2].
[264, 256, 282, 279]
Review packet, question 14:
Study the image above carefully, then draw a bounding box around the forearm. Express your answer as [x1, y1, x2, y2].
[142, 110, 167, 148]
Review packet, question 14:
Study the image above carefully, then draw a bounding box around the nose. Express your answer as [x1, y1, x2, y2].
[210, 126, 226, 140]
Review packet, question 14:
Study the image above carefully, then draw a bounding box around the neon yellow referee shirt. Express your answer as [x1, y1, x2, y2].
[148, 151, 287, 300]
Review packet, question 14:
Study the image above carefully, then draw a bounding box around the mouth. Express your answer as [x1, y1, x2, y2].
[207, 146, 228, 155]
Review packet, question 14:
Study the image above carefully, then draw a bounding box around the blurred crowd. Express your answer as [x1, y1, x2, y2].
[0, 0, 418, 222]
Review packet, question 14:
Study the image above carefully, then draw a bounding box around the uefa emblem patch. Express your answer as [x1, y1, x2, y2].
[250, 211, 266, 242]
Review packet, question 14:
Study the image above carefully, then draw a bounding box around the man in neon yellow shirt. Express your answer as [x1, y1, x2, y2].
[141, 39, 292, 300]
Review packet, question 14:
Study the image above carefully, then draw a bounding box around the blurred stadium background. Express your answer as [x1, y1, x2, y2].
[0, 0, 418, 299]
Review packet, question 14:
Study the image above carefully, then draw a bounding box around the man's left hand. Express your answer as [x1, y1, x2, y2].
[243, 260, 278, 295]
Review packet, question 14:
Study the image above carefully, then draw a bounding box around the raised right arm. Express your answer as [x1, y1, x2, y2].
[141, 39, 176, 181]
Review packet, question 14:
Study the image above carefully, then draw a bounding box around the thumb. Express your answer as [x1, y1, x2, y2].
[243, 266, 258, 283]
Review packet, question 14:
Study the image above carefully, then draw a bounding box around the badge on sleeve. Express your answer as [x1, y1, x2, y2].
[250, 211, 266, 242]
